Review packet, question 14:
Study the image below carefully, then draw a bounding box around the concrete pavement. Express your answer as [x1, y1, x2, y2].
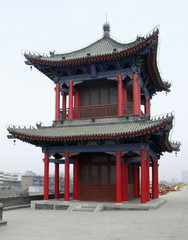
[1, 186, 188, 240]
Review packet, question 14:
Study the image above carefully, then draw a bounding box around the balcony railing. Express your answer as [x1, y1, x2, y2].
[60, 103, 133, 120]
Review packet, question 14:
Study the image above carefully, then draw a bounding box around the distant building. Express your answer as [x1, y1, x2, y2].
[3, 172, 12, 181]
[182, 170, 188, 184]
[29, 186, 44, 196]
[0, 171, 3, 184]
[21, 173, 44, 192]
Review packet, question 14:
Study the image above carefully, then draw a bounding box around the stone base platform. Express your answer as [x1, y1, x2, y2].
[0, 220, 7, 226]
[31, 198, 166, 212]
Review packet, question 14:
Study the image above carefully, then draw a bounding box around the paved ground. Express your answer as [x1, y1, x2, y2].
[1, 186, 188, 240]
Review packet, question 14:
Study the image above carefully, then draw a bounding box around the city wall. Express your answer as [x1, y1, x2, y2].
[0, 193, 72, 208]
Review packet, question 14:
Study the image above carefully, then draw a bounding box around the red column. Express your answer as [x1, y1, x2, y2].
[144, 96, 148, 116]
[132, 73, 138, 115]
[68, 81, 73, 120]
[116, 151, 122, 203]
[44, 153, 49, 200]
[156, 159, 159, 198]
[64, 152, 69, 201]
[141, 149, 147, 203]
[152, 159, 157, 199]
[137, 79, 141, 116]
[134, 163, 139, 199]
[55, 83, 60, 121]
[146, 153, 150, 202]
[138, 166, 140, 198]
[54, 163, 59, 199]
[144, 96, 151, 116]
[117, 75, 123, 116]
[73, 155, 79, 200]
[122, 162, 128, 201]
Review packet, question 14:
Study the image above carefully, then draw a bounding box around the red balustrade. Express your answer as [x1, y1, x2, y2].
[60, 102, 133, 120]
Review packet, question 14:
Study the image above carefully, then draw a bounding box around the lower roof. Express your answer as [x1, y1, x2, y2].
[7, 114, 180, 152]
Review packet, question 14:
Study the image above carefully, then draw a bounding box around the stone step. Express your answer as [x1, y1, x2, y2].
[72, 204, 96, 212]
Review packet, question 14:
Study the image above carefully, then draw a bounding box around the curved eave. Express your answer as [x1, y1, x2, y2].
[148, 44, 171, 91]
[24, 35, 158, 68]
[160, 130, 181, 152]
[8, 120, 172, 146]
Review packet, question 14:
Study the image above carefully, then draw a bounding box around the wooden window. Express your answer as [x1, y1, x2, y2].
[81, 165, 89, 184]
[110, 165, 116, 184]
[110, 86, 118, 104]
[91, 166, 98, 184]
[101, 166, 108, 184]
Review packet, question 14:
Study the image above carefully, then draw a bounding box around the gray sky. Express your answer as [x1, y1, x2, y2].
[0, 0, 187, 182]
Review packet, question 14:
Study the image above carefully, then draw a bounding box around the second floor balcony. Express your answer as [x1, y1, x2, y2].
[60, 103, 133, 120]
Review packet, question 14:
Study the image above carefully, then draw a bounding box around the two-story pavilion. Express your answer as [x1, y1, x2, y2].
[7, 23, 180, 204]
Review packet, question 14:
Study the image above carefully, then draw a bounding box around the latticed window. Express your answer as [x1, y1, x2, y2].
[127, 89, 133, 102]
[100, 88, 108, 105]
[80, 83, 118, 106]
[110, 86, 118, 104]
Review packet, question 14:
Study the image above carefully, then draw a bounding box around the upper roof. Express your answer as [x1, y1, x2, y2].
[24, 24, 159, 66]
[24, 23, 171, 94]
[7, 114, 180, 153]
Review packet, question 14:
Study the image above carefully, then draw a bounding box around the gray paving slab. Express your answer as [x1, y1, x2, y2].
[1, 186, 188, 240]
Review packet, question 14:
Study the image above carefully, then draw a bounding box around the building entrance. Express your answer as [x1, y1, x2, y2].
[79, 153, 116, 201]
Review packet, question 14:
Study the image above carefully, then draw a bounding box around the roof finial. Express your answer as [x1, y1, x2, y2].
[103, 21, 110, 38]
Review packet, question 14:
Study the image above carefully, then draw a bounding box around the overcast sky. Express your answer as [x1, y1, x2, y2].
[0, 0, 187, 182]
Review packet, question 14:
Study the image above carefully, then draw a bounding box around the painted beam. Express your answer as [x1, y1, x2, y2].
[138, 73, 150, 98]
[124, 156, 140, 163]
[42, 143, 149, 154]
[148, 149, 158, 159]
[58, 68, 133, 83]
[49, 158, 75, 164]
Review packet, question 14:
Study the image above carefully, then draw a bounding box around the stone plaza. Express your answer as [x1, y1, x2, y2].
[1, 186, 188, 240]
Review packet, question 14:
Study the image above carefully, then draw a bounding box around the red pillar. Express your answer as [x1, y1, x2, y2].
[137, 79, 141, 116]
[122, 162, 128, 201]
[146, 153, 150, 202]
[117, 75, 123, 116]
[54, 163, 59, 199]
[55, 83, 60, 121]
[116, 151, 122, 203]
[73, 155, 79, 200]
[134, 163, 139, 199]
[138, 166, 140, 198]
[152, 159, 157, 199]
[68, 81, 73, 120]
[144, 96, 151, 116]
[64, 152, 69, 201]
[44, 153, 49, 200]
[141, 149, 147, 203]
[132, 72, 138, 115]
[156, 159, 159, 198]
